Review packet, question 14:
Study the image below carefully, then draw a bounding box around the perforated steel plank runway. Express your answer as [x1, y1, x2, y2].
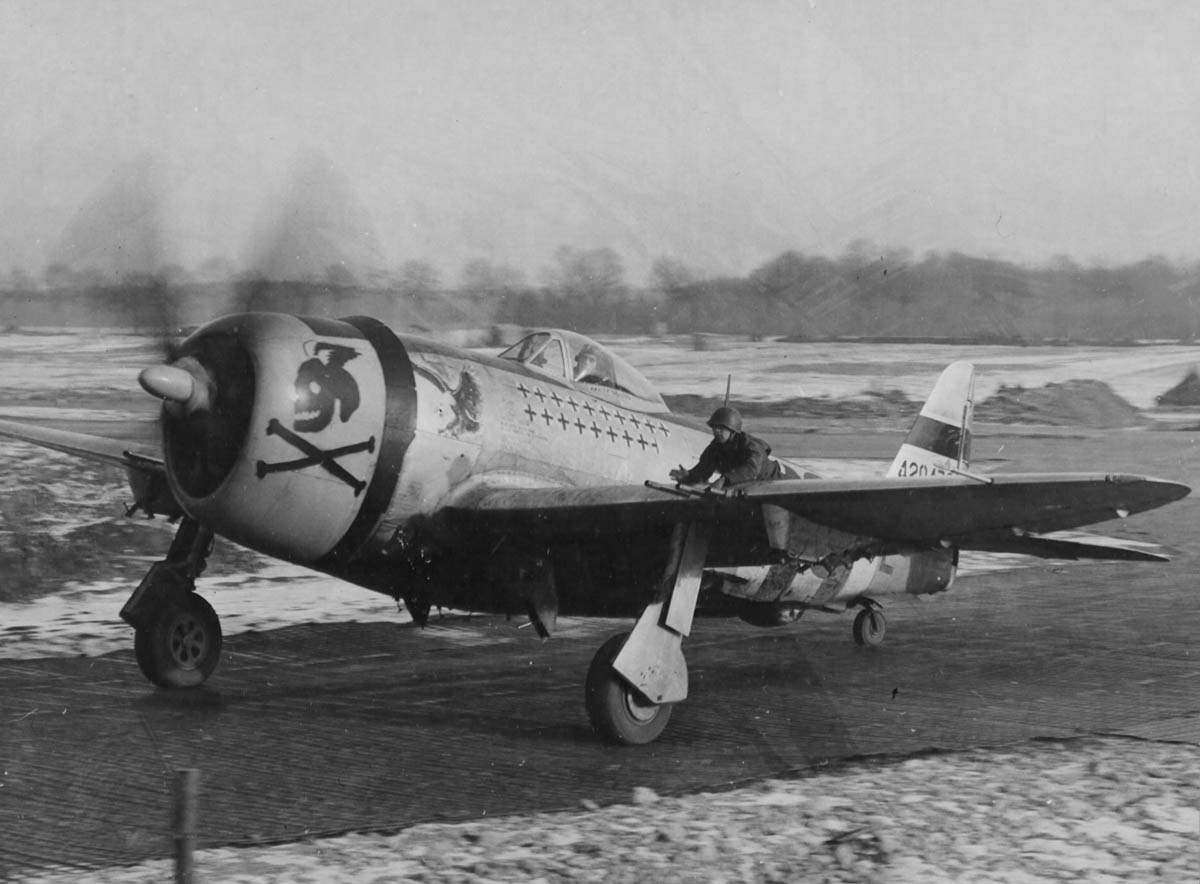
[2, 560, 1198, 878]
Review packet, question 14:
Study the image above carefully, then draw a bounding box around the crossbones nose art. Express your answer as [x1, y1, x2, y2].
[158, 313, 409, 568]
[238, 322, 393, 562]
[256, 340, 378, 496]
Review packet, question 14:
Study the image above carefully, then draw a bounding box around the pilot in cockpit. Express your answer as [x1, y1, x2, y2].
[573, 346, 601, 384]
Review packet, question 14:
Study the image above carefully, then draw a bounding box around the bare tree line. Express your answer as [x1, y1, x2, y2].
[5, 244, 1200, 343]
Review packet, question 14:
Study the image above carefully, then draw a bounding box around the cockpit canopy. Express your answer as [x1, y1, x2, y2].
[498, 330, 666, 411]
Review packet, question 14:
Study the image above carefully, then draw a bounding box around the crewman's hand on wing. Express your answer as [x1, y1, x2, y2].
[669, 466, 688, 482]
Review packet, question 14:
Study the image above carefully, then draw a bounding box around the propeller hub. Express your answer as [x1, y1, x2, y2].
[139, 358, 212, 413]
[139, 365, 194, 402]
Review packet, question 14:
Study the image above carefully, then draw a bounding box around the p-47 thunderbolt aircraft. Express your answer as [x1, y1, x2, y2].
[0, 314, 1189, 744]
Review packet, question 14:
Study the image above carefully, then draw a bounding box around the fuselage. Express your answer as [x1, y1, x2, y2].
[159, 313, 954, 620]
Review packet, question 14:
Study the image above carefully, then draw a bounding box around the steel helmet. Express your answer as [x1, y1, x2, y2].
[706, 406, 742, 433]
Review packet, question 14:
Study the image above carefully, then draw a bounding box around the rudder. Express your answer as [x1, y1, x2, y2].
[887, 362, 974, 478]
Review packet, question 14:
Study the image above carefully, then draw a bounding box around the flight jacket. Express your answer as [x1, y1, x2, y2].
[680, 431, 783, 486]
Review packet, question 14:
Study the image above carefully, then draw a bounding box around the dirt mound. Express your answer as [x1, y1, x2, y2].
[669, 380, 1144, 428]
[664, 390, 915, 423]
[1156, 368, 1200, 407]
[976, 379, 1143, 428]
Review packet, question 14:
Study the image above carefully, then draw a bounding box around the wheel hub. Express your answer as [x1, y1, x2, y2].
[623, 687, 660, 724]
[168, 615, 209, 669]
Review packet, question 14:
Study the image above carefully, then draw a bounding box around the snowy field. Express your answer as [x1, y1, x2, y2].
[600, 335, 1200, 409]
[0, 562, 409, 660]
[15, 736, 1197, 884]
[0, 519, 1058, 661]
[0, 331, 159, 397]
[2, 329, 1197, 407]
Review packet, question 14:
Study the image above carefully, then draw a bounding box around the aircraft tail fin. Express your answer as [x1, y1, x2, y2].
[887, 362, 975, 478]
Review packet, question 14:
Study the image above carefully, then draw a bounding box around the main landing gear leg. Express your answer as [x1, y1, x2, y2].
[120, 517, 222, 688]
[585, 520, 711, 744]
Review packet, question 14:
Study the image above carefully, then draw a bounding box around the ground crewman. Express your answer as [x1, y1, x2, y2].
[669, 406, 786, 488]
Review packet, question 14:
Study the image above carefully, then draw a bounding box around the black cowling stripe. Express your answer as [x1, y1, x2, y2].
[906, 414, 970, 462]
[316, 316, 417, 567]
[297, 315, 368, 338]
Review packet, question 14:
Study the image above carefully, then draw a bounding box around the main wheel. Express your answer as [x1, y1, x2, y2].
[134, 593, 222, 688]
[852, 607, 887, 647]
[585, 632, 674, 745]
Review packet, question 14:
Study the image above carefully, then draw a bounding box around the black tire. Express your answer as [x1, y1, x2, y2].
[133, 593, 222, 688]
[585, 632, 674, 745]
[852, 607, 886, 647]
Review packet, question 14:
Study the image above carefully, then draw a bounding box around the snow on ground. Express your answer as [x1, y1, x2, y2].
[3, 330, 1196, 408]
[0, 332, 156, 395]
[0, 546, 1130, 661]
[16, 736, 1198, 884]
[601, 336, 1200, 409]
[0, 564, 409, 660]
[0, 406, 145, 422]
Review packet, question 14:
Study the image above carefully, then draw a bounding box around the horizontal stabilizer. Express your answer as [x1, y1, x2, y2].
[962, 531, 1170, 562]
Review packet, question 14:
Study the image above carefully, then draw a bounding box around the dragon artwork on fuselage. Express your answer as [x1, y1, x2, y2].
[410, 353, 482, 438]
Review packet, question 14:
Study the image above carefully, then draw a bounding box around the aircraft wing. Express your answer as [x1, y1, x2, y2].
[742, 473, 1188, 543]
[0, 417, 160, 471]
[0, 417, 178, 518]
[442, 472, 1189, 562]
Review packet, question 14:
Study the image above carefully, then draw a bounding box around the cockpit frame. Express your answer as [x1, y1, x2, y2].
[498, 329, 667, 411]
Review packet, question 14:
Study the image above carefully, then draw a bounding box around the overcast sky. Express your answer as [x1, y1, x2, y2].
[2, 0, 1199, 283]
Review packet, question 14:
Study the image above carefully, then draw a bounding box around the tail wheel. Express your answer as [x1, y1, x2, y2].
[134, 593, 222, 688]
[585, 632, 674, 745]
[852, 607, 887, 647]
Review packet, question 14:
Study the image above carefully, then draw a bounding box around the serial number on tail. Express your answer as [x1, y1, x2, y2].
[896, 460, 955, 478]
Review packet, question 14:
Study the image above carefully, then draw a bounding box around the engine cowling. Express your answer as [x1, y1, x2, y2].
[149, 313, 415, 565]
